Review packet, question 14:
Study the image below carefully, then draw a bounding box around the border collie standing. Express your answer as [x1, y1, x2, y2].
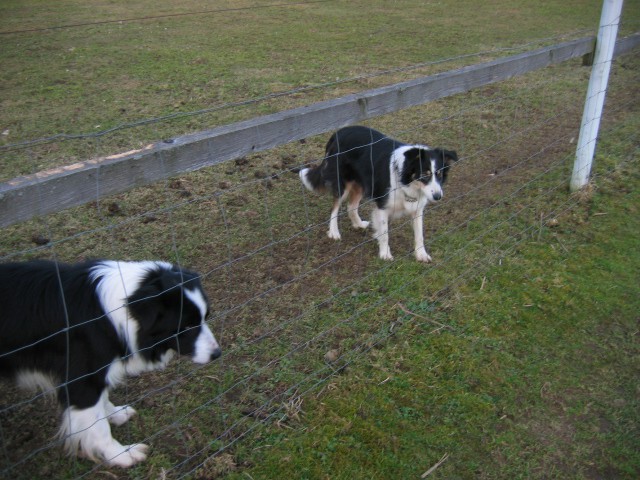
[299, 126, 458, 262]
[0, 260, 221, 468]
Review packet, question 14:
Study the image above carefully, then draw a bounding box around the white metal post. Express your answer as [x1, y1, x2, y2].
[570, 0, 624, 191]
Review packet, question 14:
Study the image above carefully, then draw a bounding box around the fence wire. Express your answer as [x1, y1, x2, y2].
[0, 6, 638, 479]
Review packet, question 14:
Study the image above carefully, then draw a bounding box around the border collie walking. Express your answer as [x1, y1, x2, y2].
[299, 126, 458, 262]
[0, 260, 221, 468]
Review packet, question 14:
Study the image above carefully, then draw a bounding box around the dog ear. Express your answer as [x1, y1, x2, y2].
[403, 148, 422, 163]
[159, 270, 181, 292]
[441, 149, 458, 164]
[402, 148, 428, 183]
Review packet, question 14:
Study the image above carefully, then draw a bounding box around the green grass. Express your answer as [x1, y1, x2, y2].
[2, 0, 638, 180]
[0, 1, 639, 479]
[222, 142, 640, 479]
[0, 56, 638, 480]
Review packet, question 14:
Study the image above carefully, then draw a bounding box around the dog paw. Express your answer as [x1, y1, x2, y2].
[108, 405, 137, 426]
[105, 443, 149, 468]
[354, 221, 370, 229]
[415, 250, 433, 263]
[379, 249, 394, 261]
[327, 229, 341, 240]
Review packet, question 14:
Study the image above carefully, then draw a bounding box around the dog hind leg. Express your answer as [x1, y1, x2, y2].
[346, 183, 370, 230]
[328, 189, 348, 240]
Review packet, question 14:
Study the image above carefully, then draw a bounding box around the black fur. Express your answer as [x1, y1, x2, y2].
[300, 125, 458, 262]
[0, 260, 120, 408]
[127, 266, 209, 365]
[0, 259, 221, 466]
[306, 125, 457, 207]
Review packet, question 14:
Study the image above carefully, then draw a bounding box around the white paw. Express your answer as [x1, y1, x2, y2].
[105, 443, 149, 468]
[415, 249, 433, 263]
[108, 405, 137, 426]
[327, 229, 341, 240]
[379, 248, 394, 261]
[354, 220, 370, 229]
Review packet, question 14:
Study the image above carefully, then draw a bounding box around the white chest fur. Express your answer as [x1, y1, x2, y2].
[386, 184, 426, 219]
[387, 149, 429, 219]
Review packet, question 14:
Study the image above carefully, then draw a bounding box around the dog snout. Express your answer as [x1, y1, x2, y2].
[192, 344, 221, 364]
[432, 191, 442, 201]
[192, 324, 222, 364]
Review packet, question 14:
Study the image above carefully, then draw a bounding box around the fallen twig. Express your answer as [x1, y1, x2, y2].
[397, 303, 453, 331]
[421, 453, 450, 478]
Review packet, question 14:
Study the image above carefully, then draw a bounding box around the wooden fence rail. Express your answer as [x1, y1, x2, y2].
[1, 33, 638, 228]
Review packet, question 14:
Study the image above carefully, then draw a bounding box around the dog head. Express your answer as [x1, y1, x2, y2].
[402, 147, 458, 202]
[127, 264, 221, 365]
[94, 261, 221, 368]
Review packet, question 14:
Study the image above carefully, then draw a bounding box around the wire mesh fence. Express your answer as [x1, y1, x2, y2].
[0, 1, 638, 478]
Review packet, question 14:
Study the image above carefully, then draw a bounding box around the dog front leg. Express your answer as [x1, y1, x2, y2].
[412, 210, 432, 262]
[105, 398, 137, 426]
[372, 208, 393, 260]
[60, 390, 149, 467]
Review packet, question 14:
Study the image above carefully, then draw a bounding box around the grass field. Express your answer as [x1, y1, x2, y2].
[1, 1, 639, 479]
[223, 125, 640, 479]
[2, 0, 638, 180]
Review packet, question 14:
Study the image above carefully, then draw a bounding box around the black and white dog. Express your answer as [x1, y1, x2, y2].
[0, 260, 221, 468]
[299, 126, 458, 262]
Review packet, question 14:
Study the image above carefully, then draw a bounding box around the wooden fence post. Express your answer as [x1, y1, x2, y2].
[570, 0, 624, 191]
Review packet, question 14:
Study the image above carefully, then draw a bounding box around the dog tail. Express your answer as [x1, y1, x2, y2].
[299, 164, 324, 192]
[299, 131, 343, 192]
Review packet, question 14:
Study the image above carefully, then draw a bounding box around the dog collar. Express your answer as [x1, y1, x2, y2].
[403, 192, 418, 202]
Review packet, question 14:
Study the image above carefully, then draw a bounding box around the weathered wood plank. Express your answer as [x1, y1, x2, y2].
[1, 34, 638, 227]
[614, 31, 640, 57]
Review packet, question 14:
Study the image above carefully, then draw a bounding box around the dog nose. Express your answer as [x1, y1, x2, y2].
[432, 192, 442, 201]
[211, 347, 222, 360]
